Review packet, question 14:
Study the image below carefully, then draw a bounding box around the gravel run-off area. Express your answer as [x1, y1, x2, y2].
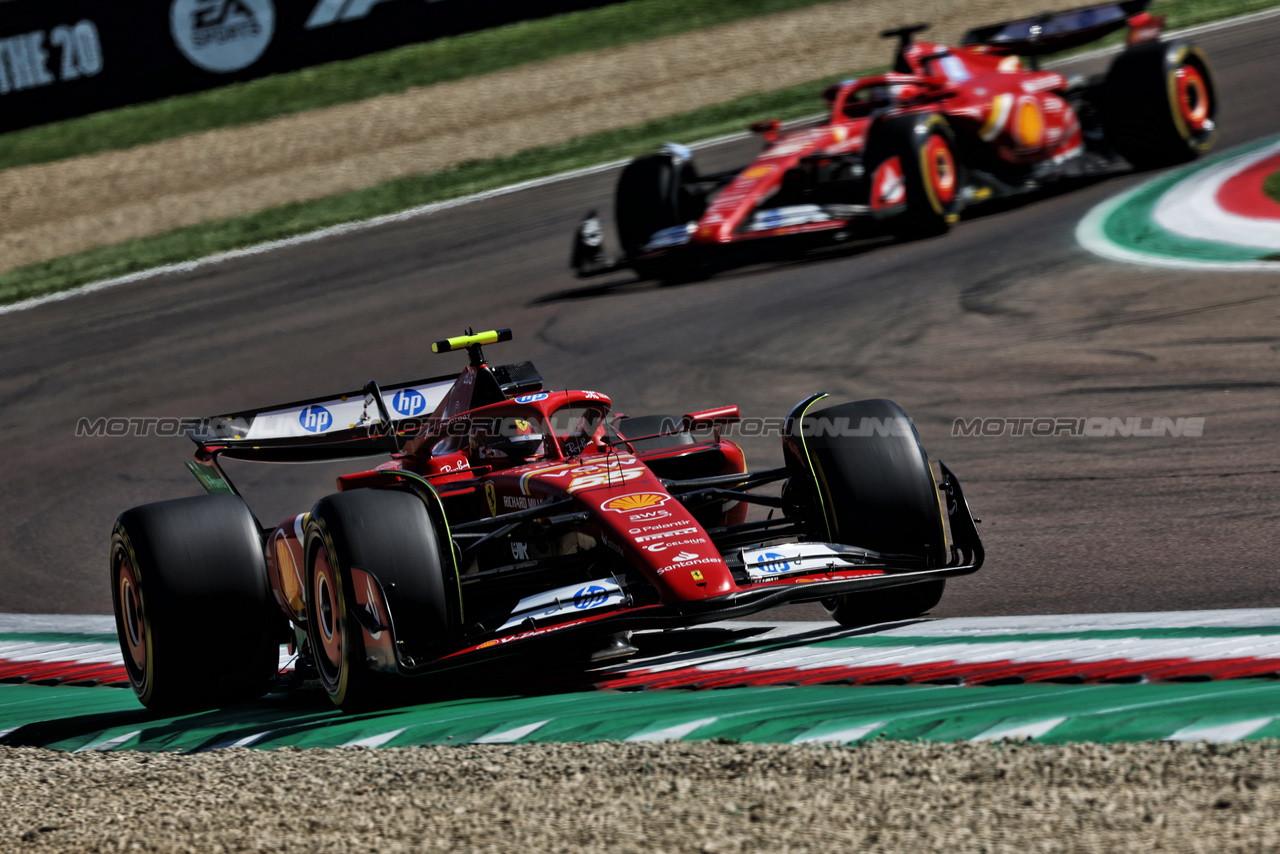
[3, 740, 1280, 852]
[0, 0, 1087, 276]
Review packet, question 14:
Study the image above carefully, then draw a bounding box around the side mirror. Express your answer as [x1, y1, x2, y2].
[749, 119, 781, 145]
[683, 405, 740, 432]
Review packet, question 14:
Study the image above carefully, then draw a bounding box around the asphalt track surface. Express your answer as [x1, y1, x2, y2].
[1, 18, 1278, 619]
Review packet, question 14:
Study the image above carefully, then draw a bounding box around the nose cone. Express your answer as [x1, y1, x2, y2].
[584, 488, 734, 601]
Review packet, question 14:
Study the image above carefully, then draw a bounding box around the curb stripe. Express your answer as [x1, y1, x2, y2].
[1166, 717, 1275, 743]
[1078, 135, 1280, 269]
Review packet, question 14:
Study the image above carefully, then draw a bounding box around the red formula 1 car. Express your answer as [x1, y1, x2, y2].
[571, 0, 1217, 280]
[109, 330, 983, 711]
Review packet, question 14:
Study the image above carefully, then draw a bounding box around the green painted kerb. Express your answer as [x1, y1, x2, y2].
[1096, 137, 1280, 263]
[5, 680, 1280, 753]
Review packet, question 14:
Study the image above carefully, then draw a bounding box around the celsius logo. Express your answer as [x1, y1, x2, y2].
[390, 389, 426, 417]
[171, 0, 275, 73]
[573, 585, 608, 610]
[299, 404, 333, 433]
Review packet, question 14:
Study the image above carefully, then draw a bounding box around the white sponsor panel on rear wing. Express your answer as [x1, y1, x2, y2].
[202, 377, 455, 442]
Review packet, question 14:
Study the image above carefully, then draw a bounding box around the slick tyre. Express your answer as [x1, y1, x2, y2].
[864, 113, 964, 238]
[110, 494, 281, 712]
[305, 489, 452, 712]
[785, 398, 949, 627]
[1101, 40, 1217, 169]
[822, 580, 946, 628]
[615, 153, 704, 277]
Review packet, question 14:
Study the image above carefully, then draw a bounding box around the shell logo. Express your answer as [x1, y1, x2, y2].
[1013, 97, 1045, 149]
[602, 492, 671, 513]
[742, 165, 775, 180]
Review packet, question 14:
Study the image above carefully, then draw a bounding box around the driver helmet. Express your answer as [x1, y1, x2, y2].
[470, 416, 546, 466]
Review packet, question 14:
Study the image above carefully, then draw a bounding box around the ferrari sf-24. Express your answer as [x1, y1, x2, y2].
[572, 0, 1217, 279]
[111, 330, 982, 711]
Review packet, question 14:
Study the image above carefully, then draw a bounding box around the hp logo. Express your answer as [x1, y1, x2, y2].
[573, 585, 608, 609]
[391, 389, 427, 417]
[299, 404, 333, 433]
[756, 552, 791, 573]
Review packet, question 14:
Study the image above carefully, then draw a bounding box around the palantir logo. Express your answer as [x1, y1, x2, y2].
[390, 389, 427, 417]
[299, 404, 333, 433]
[573, 585, 608, 610]
[171, 0, 275, 73]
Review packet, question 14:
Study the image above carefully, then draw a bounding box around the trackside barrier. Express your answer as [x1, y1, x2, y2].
[0, 0, 627, 133]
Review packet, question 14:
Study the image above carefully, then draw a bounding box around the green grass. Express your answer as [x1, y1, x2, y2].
[0, 70, 865, 306]
[2, 0, 1276, 305]
[0, 0, 842, 171]
[1264, 170, 1280, 204]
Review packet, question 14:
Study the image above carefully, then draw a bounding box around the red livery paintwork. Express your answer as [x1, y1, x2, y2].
[574, 1, 1217, 280]
[115, 329, 983, 709]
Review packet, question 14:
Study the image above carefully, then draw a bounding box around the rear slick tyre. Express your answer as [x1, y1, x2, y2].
[1101, 40, 1217, 169]
[110, 494, 280, 713]
[304, 488, 451, 712]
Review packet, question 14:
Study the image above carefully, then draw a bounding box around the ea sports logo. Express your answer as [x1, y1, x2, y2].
[391, 389, 427, 417]
[573, 585, 608, 609]
[299, 404, 332, 433]
[171, 0, 275, 73]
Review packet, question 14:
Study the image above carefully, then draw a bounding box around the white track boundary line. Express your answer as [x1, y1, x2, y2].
[4, 6, 1278, 317]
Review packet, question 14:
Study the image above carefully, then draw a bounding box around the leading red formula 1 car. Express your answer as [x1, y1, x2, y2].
[110, 330, 982, 712]
[571, 0, 1217, 279]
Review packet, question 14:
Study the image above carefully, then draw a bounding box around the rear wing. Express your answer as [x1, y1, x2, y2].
[961, 0, 1150, 56]
[187, 374, 458, 463]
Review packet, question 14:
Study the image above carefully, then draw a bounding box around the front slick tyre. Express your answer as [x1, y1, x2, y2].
[864, 113, 963, 238]
[110, 494, 280, 713]
[823, 580, 945, 628]
[794, 398, 949, 628]
[305, 489, 450, 712]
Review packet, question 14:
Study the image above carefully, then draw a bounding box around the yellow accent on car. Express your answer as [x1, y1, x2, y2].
[432, 329, 512, 353]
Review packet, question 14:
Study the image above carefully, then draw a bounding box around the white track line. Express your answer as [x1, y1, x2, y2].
[4, 7, 1279, 316]
[626, 716, 719, 742]
[971, 717, 1068, 742]
[1166, 717, 1275, 743]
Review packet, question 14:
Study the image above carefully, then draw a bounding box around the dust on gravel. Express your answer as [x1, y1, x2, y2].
[3, 740, 1279, 852]
[0, 0, 1086, 276]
